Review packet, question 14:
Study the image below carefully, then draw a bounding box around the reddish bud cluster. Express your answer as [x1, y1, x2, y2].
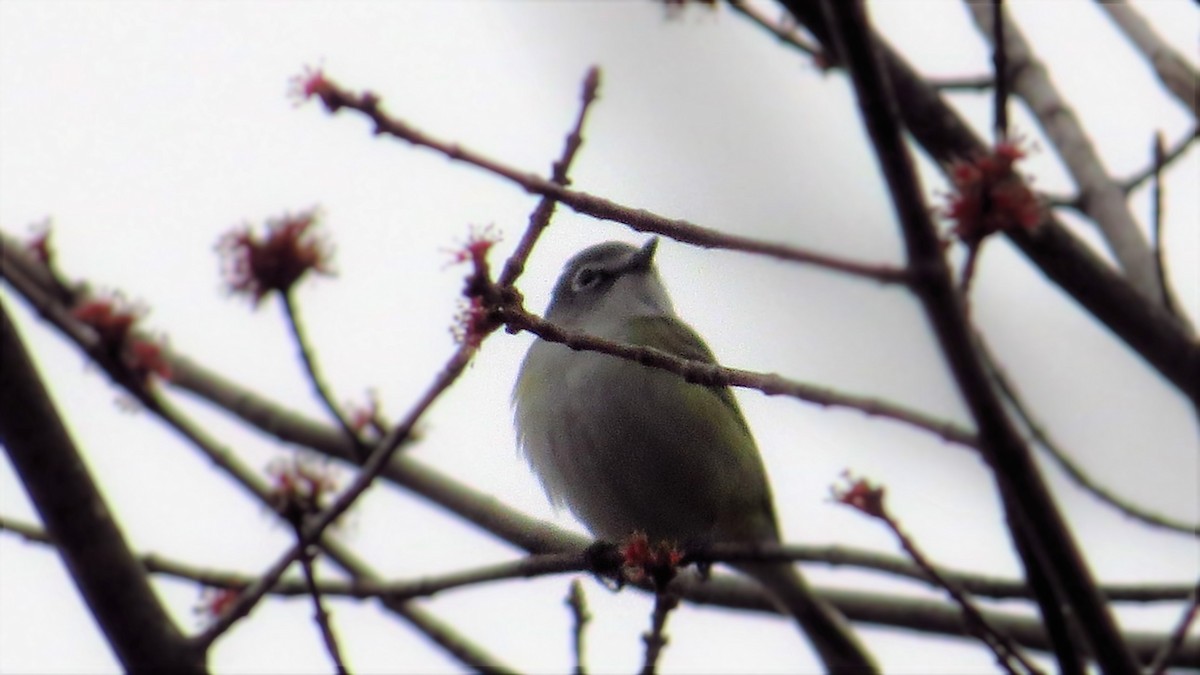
[194, 587, 240, 624]
[831, 471, 887, 519]
[218, 209, 332, 306]
[72, 297, 172, 383]
[943, 141, 1041, 246]
[266, 455, 339, 519]
[347, 390, 384, 436]
[620, 532, 684, 586]
[446, 224, 501, 270]
[448, 225, 503, 348]
[288, 65, 335, 106]
[25, 221, 53, 265]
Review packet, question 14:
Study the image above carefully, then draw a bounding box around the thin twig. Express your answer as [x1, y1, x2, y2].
[1121, 126, 1198, 195]
[499, 66, 601, 288]
[302, 75, 910, 286]
[292, 529, 349, 675]
[725, 0, 823, 60]
[833, 476, 1043, 675]
[991, 0, 1008, 141]
[566, 580, 591, 675]
[639, 585, 680, 675]
[1150, 132, 1182, 319]
[192, 341, 477, 649]
[282, 291, 366, 459]
[982, 336, 1198, 536]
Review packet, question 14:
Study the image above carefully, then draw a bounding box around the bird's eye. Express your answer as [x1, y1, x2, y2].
[572, 267, 607, 292]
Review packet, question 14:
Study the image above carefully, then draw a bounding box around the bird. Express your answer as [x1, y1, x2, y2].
[513, 238, 876, 673]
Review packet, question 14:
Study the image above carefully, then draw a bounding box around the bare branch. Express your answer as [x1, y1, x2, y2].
[6, 516, 1192, 665]
[0, 303, 203, 672]
[298, 73, 910, 286]
[929, 75, 995, 92]
[495, 300, 979, 446]
[1095, 0, 1199, 120]
[282, 291, 367, 459]
[292, 524, 349, 675]
[640, 585, 681, 675]
[1149, 582, 1200, 675]
[991, 0, 1009, 141]
[565, 580, 591, 675]
[1121, 126, 1198, 194]
[965, 2, 1160, 303]
[1150, 132, 1184, 320]
[498, 66, 603, 288]
[726, 0, 823, 59]
[982, 337, 1199, 536]
[768, 0, 1199, 416]
[814, 1, 1139, 670]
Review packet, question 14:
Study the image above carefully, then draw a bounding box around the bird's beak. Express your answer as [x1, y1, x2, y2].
[628, 237, 658, 272]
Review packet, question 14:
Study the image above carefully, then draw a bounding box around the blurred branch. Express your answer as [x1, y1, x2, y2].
[293, 526, 349, 675]
[965, 2, 1160, 304]
[929, 75, 994, 92]
[0, 302, 204, 673]
[4, 514, 1193, 665]
[1095, 0, 1199, 120]
[1149, 132, 1183, 319]
[1149, 582, 1200, 675]
[565, 580, 591, 675]
[640, 585, 681, 675]
[765, 0, 1199, 408]
[982, 338, 1199, 536]
[282, 291, 366, 459]
[991, 0, 1009, 141]
[726, 1, 823, 59]
[1122, 125, 1198, 195]
[816, 1, 1138, 671]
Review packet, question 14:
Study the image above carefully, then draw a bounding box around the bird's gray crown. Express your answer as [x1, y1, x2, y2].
[544, 238, 670, 324]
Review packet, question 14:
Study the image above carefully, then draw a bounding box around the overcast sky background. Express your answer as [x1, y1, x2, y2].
[1, 1, 1197, 673]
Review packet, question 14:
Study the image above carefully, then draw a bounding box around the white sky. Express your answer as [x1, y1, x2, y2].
[1, 1, 1197, 673]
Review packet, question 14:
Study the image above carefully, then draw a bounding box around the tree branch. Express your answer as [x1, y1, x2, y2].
[0, 302, 204, 672]
[299, 72, 910, 286]
[814, 1, 1139, 670]
[965, 2, 1160, 302]
[1095, 0, 1199, 120]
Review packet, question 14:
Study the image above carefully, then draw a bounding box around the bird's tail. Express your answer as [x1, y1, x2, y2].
[733, 561, 878, 674]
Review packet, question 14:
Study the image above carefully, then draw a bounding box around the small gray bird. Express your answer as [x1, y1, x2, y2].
[513, 239, 876, 674]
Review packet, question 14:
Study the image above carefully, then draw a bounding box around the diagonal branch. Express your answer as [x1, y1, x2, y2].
[982, 335, 1198, 536]
[814, 1, 1139, 671]
[0, 302, 204, 673]
[964, 2, 1160, 304]
[300, 73, 910, 286]
[1095, 0, 1199, 120]
[762, 0, 1198, 408]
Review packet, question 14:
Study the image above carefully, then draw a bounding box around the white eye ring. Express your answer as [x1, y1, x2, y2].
[572, 267, 606, 292]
